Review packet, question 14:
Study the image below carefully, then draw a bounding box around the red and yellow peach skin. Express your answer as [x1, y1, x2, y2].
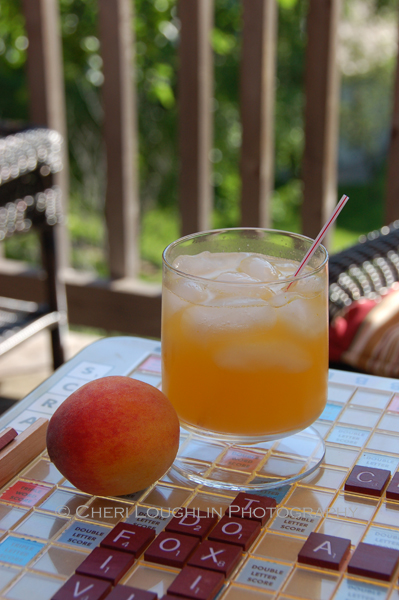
[46, 376, 180, 496]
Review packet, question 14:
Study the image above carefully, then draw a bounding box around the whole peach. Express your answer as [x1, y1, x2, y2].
[46, 376, 180, 496]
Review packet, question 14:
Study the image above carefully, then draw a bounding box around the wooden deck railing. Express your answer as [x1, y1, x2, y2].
[1, 0, 399, 340]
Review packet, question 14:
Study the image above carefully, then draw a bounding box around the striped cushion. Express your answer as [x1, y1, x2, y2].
[329, 286, 399, 377]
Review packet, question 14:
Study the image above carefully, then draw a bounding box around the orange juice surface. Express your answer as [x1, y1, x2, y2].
[162, 251, 328, 438]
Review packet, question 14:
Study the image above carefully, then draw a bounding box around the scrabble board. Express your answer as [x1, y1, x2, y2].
[0, 336, 399, 600]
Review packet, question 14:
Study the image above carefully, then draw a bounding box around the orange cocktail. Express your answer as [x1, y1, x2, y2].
[162, 229, 328, 441]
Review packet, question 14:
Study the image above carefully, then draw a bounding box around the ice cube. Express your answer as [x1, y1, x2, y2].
[214, 340, 312, 372]
[270, 258, 298, 279]
[238, 254, 279, 282]
[290, 273, 325, 297]
[206, 272, 275, 304]
[267, 272, 325, 307]
[170, 278, 209, 304]
[276, 297, 327, 337]
[172, 251, 247, 279]
[269, 290, 300, 308]
[162, 287, 188, 317]
[214, 271, 259, 283]
[181, 302, 277, 338]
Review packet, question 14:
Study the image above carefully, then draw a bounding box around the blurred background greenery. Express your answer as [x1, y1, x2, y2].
[0, 0, 397, 281]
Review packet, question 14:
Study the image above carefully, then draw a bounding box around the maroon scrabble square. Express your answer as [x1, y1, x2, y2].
[165, 510, 218, 540]
[298, 532, 351, 570]
[76, 546, 135, 585]
[348, 542, 399, 581]
[208, 515, 261, 550]
[106, 585, 157, 600]
[52, 574, 111, 600]
[0, 428, 18, 452]
[386, 471, 399, 501]
[344, 465, 390, 497]
[101, 522, 155, 556]
[144, 530, 199, 568]
[168, 565, 224, 600]
[226, 492, 276, 525]
[188, 539, 242, 577]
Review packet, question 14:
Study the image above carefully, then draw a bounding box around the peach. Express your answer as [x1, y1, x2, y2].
[46, 376, 180, 496]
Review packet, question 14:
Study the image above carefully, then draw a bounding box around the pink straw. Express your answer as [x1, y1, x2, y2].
[288, 193, 349, 287]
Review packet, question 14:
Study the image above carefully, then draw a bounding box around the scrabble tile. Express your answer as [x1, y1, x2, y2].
[144, 530, 199, 568]
[386, 471, 399, 500]
[208, 515, 261, 550]
[226, 492, 276, 525]
[348, 542, 399, 581]
[106, 585, 157, 599]
[344, 465, 390, 497]
[0, 428, 18, 451]
[165, 510, 218, 540]
[188, 539, 242, 577]
[100, 522, 155, 556]
[0, 418, 48, 488]
[52, 574, 112, 600]
[76, 546, 135, 585]
[167, 565, 224, 600]
[298, 532, 351, 570]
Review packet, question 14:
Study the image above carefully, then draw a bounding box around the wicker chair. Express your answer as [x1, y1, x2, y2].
[0, 126, 67, 369]
[328, 221, 399, 322]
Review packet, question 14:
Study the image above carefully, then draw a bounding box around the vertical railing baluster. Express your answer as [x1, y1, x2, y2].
[98, 0, 139, 279]
[302, 0, 342, 247]
[178, 0, 214, 236]
[240, 0, 277, 228]
[22, 0, 70, 268]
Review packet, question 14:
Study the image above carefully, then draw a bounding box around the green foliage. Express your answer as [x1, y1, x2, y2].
[3, 231, 39, 264]
[0, 0, 396, 277]
[0, 0, 28, 120]
[140, 207, 180, 281]
[278, 0, 299, 8]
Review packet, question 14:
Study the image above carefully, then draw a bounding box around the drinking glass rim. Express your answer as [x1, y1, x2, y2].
[162, 227, 328, 285]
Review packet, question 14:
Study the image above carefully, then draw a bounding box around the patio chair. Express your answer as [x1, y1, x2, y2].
[328, 221, 399, 376]
[0, 125, 67, 369]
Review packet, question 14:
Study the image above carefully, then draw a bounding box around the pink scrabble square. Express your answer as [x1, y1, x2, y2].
[388, 394, 399, 413]
[1, 481, 51, 506]
[139, 355, 162, 374]
[218, 448, 264, 471]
